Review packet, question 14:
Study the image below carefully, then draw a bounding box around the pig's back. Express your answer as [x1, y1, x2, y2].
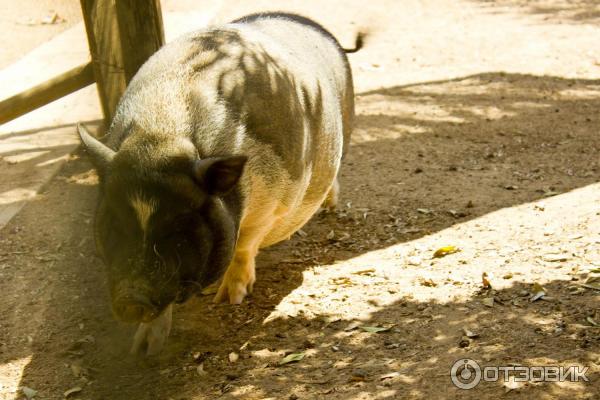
[226, 15, 353, 244]
[108, 14, 354, 246]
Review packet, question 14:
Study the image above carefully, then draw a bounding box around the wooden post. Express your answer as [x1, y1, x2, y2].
[80, 0, 165, 124]
[115, 0, 165, 82]
[0, 63, 95, 125]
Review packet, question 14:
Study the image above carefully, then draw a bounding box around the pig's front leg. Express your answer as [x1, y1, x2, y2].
[215, 194, 287, 304]
[214, 221, 271, 304]
[130, 303, 173, 356]
[214, 246, 258, 305]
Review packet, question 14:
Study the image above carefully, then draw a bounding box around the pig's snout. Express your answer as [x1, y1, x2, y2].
[113, 282, 158, 323]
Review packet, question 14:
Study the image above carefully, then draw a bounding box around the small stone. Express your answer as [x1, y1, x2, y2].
[407, 256, 422, 266]
[351, 368, 368, 381]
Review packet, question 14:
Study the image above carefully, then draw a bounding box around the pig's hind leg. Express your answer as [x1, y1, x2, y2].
[322, 177, 339, 211]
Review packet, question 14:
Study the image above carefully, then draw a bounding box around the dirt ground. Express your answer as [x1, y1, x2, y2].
[1, 0, 599, 399]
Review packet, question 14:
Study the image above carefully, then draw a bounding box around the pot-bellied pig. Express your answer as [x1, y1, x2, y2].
[78, 12, 364, 355]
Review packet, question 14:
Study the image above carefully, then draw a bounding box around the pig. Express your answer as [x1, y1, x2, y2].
[78, 12, 363, 355]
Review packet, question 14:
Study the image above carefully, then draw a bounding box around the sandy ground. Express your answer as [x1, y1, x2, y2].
[0, 0, 599, 399]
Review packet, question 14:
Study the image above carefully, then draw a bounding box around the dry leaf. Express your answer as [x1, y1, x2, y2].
[22, 387, 37, 400]
[586, 317, 598, 326]
[279, 352, 305, 365]
[482, 272, 492, 289]
[585, 275, 600, 284]
[344, 321, 361, 331]
[359, 324, 394, 333]
[419, 278, 437, 287]
[352, 268, 376, 276]
[447, 209, 467, 218]
[64, 386, 82, 398]
[463, 328, 479, 338]
[380, 371, 401, 380]
[543, 253, 569, 262]
[433, 246, 460, 258]
[530, 283, 546, 302]
[482, 297, 494, 307]
[580, 283, 600, 291]
[330, 276, 354, 286]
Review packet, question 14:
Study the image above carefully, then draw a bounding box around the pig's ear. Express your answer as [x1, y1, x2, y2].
[77, 124, 115, 173]
[193, 156, 247, 195]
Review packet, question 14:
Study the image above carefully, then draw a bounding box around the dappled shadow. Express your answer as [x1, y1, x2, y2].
[0, 120, 102, 141]
[1, 72, 599, 398]
[0, 121, 103, 229]
[202, 279, 599, 399]
[471, 0, 600, 25]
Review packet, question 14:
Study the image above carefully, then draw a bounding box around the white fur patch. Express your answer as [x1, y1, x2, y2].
[131, 195, 157, 235]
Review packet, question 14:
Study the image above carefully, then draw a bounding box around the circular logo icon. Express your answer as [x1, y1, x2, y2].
[451, 358, 482, 389]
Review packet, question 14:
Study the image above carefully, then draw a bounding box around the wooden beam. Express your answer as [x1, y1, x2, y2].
[0, 62, 95, 126]
[80, 0, 165, 123]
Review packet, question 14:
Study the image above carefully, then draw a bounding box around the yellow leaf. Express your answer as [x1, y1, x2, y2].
[433, 246, 460, 258]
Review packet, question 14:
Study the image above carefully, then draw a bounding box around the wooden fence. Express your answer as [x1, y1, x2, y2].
[0, 0, 165, 126]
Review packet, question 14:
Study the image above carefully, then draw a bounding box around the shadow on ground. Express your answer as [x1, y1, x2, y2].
[472, 0, 600, 25]
[0, 72, 599, 399]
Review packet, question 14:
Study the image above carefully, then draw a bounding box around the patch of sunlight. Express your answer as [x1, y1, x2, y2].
[404, 78, 514, 96]
[412, 109, 466, 124]
[65, 170, 99, 186]
[264, 182, 600, 330]
[0, 188, 36, 205]
[0, 356, 32, 399]
[358, 96, 466, 124]
[3, 150, 49, 164]
[352, 123, 429, 144]
[559, 87, 600, 99]
[466, 105, 516, 120]
[36, 153, 69, 167]
[521, 314, 556, 326]
[511, 101, 552, 109]
[229, 385, 269, 399]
